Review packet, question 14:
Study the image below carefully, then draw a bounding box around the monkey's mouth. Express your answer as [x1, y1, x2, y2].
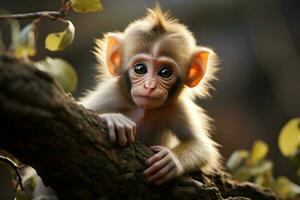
[135, 95, 160, 100]
[133, 95, 164, 109]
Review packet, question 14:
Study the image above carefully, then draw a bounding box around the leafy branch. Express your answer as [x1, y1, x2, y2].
[227, 118, 300, 199]
[0, 0, 102, 20]
[0, 0, 103, 93]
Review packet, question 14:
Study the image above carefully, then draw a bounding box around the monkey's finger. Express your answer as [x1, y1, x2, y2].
[144, 155, 170, 176]
[125, 129, 134, 144]
[146, 150, 168, 166]
[117, 117, 135, 144]
[112, 117, 129, 146]
[105, 118, 116, 143]
[122, 117, 137, 138]
[122, 116, 136, 127]
[131, 124, 136, 139]
[150, 146, 164, 152]
[154, 167, 176, 185]
[118, 129, 127, 147]
[115, 123, 127, 147]
[145, 161, 174, 182]
[124, 120, 135, 144]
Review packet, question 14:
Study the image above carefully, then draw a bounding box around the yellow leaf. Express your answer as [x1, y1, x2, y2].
[249, 140, 269, 164]
[45, 21, 75, 51]
[12, 23, 36, 58]
[35, 57, 77, 92]
[71, 0, 102, 13]
[226, 150, 249, 170]
[14, 46, 36, 58]
[273, 176, 300, 199]
[278, 118, 300, 156]
[254, 171, 274, 188]
[232, 166, 251, 182]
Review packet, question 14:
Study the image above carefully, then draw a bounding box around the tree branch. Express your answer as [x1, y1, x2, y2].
[0, 55, 278, 200]
[0, 1, 70, 21]
[0, 11, 65, 20]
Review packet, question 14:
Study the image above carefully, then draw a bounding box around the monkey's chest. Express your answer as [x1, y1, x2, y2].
[124, 109, 169, 146]
[135, 119, 169, 147]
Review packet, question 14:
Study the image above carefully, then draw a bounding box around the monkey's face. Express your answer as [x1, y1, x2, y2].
[128, 53, 178, 110]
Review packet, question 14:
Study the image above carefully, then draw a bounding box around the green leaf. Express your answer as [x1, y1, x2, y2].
[254, 173, 274, 188]
[12, 23, 36, 58]
[0, 9, 20, 49]
[0, 31, 6, 55]
[278, 118, 300, 156]
[232, 166, 251, 182]
[35, 57, 78, 92]
[45, 21, 75, 51]
[249, 140, 269, 164]
[289, 148, 300, 168]
[15, 190, 32, 200]
[71, 0, 102, 13]
[273, 176, 300, 199]
[226, 150, 249, 170]
[249, 160, 273, 176]
[9, 19, 21, 47]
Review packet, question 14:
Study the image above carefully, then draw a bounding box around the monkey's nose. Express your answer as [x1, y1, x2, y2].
[144, 80, 156, 91]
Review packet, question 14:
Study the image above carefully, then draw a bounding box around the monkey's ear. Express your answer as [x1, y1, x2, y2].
[185, 48, 209, 88]
[106, 34, 122, 76]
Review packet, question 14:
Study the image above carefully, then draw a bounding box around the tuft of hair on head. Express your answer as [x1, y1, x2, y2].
[145, 4, 173, 33]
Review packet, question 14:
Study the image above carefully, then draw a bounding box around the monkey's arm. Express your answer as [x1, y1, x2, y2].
[170, 102, 221, 174]
[143, 102, 220, 185]
[80, 79, 136, 146]
[172, 132, 220, 173]
[79, 79, 130, 113]
[143, 119, 219, 185]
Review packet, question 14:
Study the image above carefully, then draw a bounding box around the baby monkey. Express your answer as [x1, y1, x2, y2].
[81, 6, 221, 185]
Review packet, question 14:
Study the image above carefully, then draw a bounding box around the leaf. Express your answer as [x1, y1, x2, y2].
[35, 57, 77, 92]
[71, 0, 102, 13]
[273, 176, 300, 199]
[254, 170, 274, 188]
[45, 21, 75, 51]
[232, 166, 251, 182]
[249, 140, 269, 164]
[15, 190, 32, 200]
[289, 148, 300, 167]
[0, 9, 20, 49]
[12, 23, 36, 58]
[9, 18, 21, 46]
[249, 160, 273, 176]
[226, 150, 249, 170]
[0, 31, 6, 54]
[278, 118, 300, 156]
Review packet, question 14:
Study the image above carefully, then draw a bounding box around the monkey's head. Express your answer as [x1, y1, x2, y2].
[96, 6, 218, 110]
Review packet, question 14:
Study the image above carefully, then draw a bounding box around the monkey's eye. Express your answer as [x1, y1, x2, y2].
[134, 63, 147, 74]
[158, 67, 173, 78]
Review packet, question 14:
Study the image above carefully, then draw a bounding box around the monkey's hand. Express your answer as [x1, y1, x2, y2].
[143, 146, 183, 185]
[100, 113, 136, 147]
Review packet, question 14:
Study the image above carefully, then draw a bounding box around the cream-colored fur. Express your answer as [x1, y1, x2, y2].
[80, 6, 221, 175]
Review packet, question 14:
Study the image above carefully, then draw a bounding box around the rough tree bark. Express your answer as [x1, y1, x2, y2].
[0, 55, 278, 200]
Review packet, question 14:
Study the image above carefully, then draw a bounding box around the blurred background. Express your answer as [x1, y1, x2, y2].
[1, 0, 300, 184]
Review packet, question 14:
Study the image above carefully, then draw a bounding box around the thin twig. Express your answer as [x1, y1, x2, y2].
[0, 11, 65, 20]
[0, 155, 25, 190]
